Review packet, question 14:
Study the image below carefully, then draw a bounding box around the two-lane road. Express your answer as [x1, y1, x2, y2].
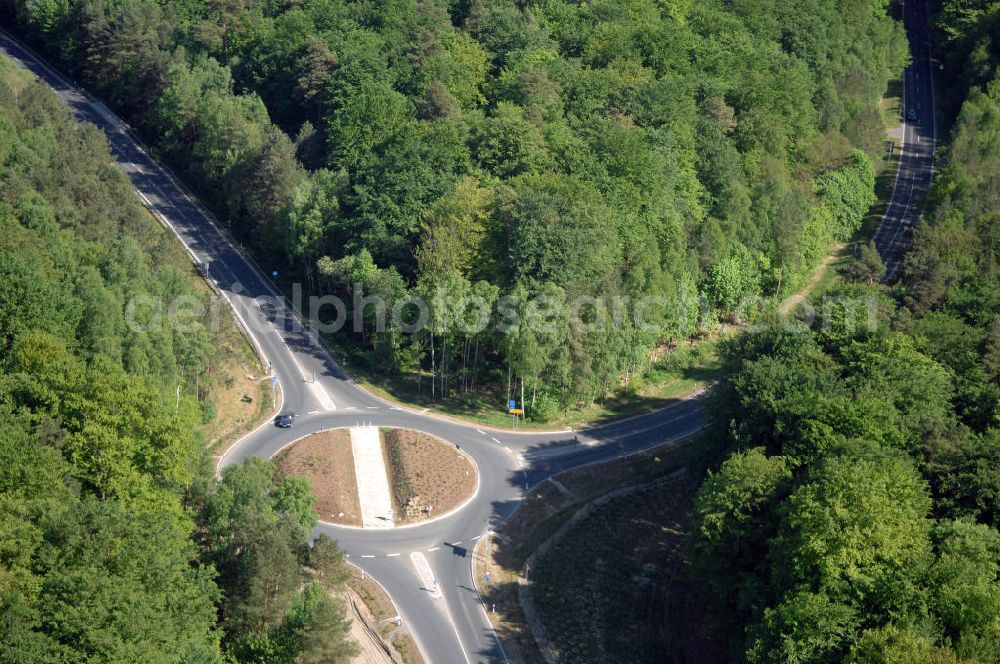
[873, 0, 937, 277]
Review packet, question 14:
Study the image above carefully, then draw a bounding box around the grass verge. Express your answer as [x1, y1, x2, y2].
[333, 336, 722, 432]
[143, 207, 270, 451]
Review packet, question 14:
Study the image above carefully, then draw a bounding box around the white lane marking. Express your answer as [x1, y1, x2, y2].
[410, 552, 442, 599]
[307, 410, 319, 415]
[366, 406, 379, 409]
[387, 553, 400, 558]
[5, 34, 353, 403]
[504, 446, 512, 453]
[345, 406, 357, 410]
[471, 535, 481, 540]
[476, 429, 485, 435]
[362, 555, 375, 558]
[491, 437, 501, 444]
[452, 541, 462, 546]
[280, 340, 336, 411]
[427, 547, 440, 552]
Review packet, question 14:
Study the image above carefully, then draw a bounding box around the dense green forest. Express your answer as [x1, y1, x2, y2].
[0, 0, 906, 416]
[688, 3, 1000, 661]
[0, 60, 355, 662]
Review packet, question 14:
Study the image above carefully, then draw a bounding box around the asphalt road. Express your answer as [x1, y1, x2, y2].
[0, 29, 706, 662]
[873, 0, 937, 278]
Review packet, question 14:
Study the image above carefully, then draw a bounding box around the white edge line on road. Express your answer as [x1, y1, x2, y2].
[468, 538, 511, 664]
[342, 559, 433, 664]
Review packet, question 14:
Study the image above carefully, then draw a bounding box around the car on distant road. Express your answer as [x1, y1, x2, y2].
[275, 413, 296, 428]
[907, 108, 917, 122]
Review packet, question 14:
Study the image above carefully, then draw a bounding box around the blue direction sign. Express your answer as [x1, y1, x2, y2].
[271, 375, 278, 389]
[508, 399, 516, 410]
[271, 270, 278, 278]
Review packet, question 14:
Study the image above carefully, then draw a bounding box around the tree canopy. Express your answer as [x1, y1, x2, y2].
[0, 0, 907, 417]
[0, 59, 355, 663]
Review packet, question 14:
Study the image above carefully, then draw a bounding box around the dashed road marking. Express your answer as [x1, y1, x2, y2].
[387, 553, 400, 557]
[491, 437, 501, 444]
[427, 547, 440, 552]
[362, 555, 375, 558]
[476, 429, 485, 435]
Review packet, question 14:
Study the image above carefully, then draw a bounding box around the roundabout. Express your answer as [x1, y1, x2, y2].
[272, 426, 480, 529]
[216, 379, 707, 662]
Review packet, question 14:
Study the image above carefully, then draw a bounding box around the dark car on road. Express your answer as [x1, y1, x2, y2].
[907, 108, 917, 122]
[275, 413, 296, 428]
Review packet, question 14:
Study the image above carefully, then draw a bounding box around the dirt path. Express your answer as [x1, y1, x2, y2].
[779, 244, 844, 316]
[345, 593, 396, 664]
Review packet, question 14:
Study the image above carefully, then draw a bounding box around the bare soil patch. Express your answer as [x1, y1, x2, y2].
[273, 429, 362, 526]
[381, 428, 477, 523]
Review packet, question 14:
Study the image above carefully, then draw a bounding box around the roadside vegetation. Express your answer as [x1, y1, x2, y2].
[0, 60, 356, 662]
[345, 565, 424, 664]
[531, 477, 710, 664]
[475, 440, 699, 663]
[1, 0, 905, 423]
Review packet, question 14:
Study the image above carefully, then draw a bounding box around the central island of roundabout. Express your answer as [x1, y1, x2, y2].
[272, 426, 480, 529]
